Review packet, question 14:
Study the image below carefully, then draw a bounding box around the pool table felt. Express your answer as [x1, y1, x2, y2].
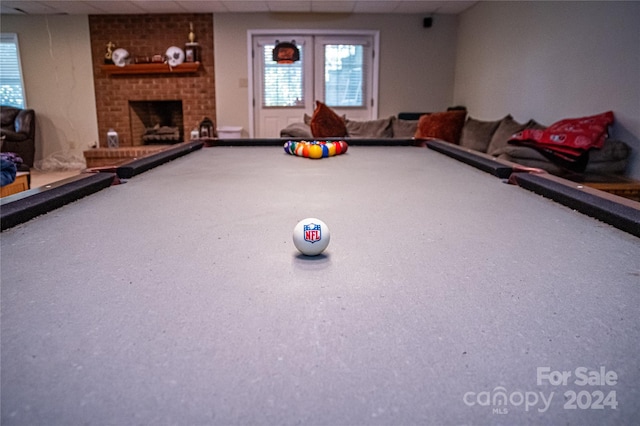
[1, 146, 639, 425]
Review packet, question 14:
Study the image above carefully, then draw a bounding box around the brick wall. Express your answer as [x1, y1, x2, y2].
[89, 14, 215, 147]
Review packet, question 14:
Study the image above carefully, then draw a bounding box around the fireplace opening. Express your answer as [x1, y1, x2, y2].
[129, 100, 184, 145]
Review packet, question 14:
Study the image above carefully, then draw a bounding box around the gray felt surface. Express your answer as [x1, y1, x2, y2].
[2, 146, 639, 425]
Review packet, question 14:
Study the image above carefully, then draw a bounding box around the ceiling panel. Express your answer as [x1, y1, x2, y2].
[175, 1, 229, 13]
[80, 1, 148, 14]
[436, 0, 477, 14]
[352, 1, 399, 14]
[1, 0, 58, 14]
[130, 1, 188, 14]
[0, 0, 477, 15]
[23, 0, 104, 14]
[221, 1, 270, 13]
[268, 1, 312, 13]
[311, 1, 356, 14]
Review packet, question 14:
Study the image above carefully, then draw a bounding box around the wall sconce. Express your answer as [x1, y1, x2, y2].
[272, 40, 300, 64]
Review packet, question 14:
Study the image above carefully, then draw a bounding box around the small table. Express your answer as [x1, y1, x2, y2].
[566, 173, 640, 202]
[1, 171, 30, 197]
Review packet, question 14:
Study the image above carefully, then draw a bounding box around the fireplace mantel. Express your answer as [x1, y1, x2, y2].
[101, 62, 201, 76]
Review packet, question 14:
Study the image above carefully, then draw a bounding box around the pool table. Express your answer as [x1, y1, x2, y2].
[1, 141, 639, 425]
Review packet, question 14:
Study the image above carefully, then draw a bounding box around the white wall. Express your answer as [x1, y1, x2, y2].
[214, 13, 458, 135]
[454, 1, 640, 179]
[1, 15, 98, 169]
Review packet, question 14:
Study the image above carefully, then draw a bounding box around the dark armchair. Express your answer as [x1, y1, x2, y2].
[1, 105, 36, 167]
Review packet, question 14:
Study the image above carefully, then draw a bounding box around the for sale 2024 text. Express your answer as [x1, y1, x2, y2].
[537, 366, 618, 410]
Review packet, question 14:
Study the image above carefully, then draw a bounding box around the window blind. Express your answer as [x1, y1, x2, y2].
[324, 44, 365, 107]
[0, 33, 26, 108]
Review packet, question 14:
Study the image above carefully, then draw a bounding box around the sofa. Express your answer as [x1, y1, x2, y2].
[1, 105, 36, 167]
[281, 114, 420, 140]
[280, 108, 630, 177]
[457, 113, 629, 177]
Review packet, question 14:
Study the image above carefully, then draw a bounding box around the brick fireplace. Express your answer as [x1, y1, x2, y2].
[130, 100, 183, 144]
[89, 14, 215, 147]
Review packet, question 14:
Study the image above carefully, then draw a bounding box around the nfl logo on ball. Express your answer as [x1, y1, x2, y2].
[293, 218, 330, 256]
[304, 223, 322, 243]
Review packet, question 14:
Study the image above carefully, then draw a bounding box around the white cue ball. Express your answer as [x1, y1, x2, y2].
[292, 218, 330, 256]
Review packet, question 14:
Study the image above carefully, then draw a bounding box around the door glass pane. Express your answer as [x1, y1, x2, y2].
[262, 44, 304, 107]
[324, 44, 363, 107]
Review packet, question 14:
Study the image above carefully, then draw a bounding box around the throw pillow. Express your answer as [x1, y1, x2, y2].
[459, 116, 503, 153]
[345, 117, 393, 138]
[525, 120, 547, 131]
[486, 115, 529, 156]
[310, 101, 348, 138]
[391, 117, 419, 138]
[414, 110, 467, 144]
[305, 112, 345, 126]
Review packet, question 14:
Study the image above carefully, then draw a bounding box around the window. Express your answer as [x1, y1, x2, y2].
[262, 43, 305, 107]
[0, 33, 26, 108]
[323, 44, 364, 107]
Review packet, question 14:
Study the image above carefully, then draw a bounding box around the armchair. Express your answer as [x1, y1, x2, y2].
[1, 105, 36, 167]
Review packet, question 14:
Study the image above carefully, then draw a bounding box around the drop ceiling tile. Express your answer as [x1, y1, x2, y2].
[1, 0, 58, 14]
[311, 1, 356, 13]
[221, 1, 270, 12]
[352, 1, 399, 14]
[269, 1, 312, 12]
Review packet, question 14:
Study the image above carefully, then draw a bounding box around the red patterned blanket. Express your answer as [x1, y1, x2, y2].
[508, 111, 614, 171]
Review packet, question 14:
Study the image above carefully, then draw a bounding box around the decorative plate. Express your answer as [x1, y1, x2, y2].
[111, 48, 129, 67]
[165, 46, 185, 67]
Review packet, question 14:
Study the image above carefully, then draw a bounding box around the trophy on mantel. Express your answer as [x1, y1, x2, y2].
[184, 22, 200, 63]
[104, 41, 115, 64]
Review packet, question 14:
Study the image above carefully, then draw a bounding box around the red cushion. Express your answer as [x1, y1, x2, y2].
[511, 111, 614, 151]
[414, 110, 467, 144]
[310, 101, 347, 138]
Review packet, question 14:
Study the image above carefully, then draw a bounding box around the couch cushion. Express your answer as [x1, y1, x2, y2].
[414, 110, 466, 144]
[345, 117, 393, 138]
[280, 122, 313, 139]
[496, 149, 566, 175]
[1, 106, 19, 127]
[497, 138, 630, 176]
[310, 101, 348, 138]
[487, 116, 529, 156]
[459, 116, 503, 153]
[588, 139, 630, 163]
[391, 117, 419, 138]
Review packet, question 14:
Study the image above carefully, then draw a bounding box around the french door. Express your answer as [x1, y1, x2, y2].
[250, 31, 378, 138]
